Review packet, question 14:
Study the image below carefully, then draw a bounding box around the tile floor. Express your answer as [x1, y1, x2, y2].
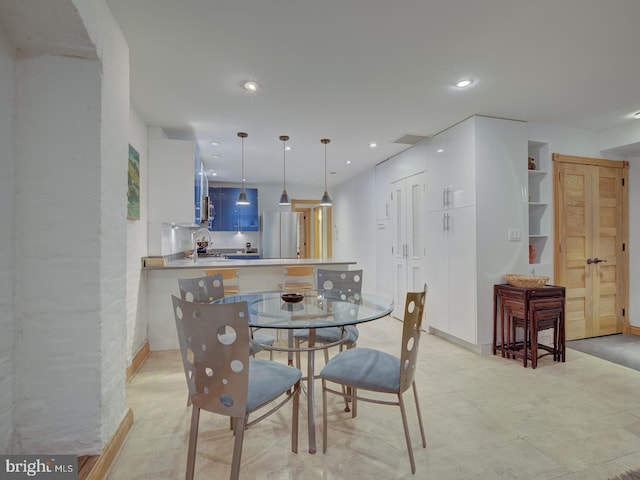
[107, 317, 640, 480]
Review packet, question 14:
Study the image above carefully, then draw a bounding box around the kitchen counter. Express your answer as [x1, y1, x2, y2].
[142, 257, 357, 350]
[143, 256, 355, 269]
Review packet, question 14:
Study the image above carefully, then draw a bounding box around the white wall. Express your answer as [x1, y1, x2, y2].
[126, 108, 148, 364]
[14, 54, 105, 453]
[0, 23, 15, 453]
[6, 0, 130, 454]
[332, 169, 377, 293]
[91, 0, 130, 447]
[528, 122, 600, 157]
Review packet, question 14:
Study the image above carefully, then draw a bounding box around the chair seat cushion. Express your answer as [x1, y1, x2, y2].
[250, 332, 275, 356]
[247, 359, 301, 412]
[293, 326, 359, 345]
[319, 347, 400, 393]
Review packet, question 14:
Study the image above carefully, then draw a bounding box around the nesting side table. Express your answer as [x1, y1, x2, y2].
[493, 283, 566, 368]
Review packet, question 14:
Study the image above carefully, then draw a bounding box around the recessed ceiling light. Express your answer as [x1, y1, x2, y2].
[212, 154, 221, 159]
[455, 79, 473, 88]
[369, 142, 377, 148]
[634, 112, 640, 119]
[437, 148, 444, 153]
[345, 160, 352, 165]
[285, 146, 291, 151]
[243, 80, 259, 92]
[210, 171, 217, 176]
[210, 141, 220, 146]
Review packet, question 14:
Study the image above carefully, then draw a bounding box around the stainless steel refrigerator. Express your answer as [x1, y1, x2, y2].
[261, 211, 300, 258]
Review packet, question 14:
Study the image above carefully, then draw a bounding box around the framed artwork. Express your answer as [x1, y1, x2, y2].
[127, 144, 140, 220]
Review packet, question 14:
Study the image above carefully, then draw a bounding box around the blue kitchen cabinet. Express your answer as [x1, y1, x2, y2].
[208, 187, 259, 232]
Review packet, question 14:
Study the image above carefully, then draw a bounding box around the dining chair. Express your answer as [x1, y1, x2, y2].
[293, 268, 363, 368]
[278, 265, 316, 291]
[319, 285, 427, 475]
[203, 267, 241, 295]
[178, 274, 275, 358]
[171, 295, 301, 480]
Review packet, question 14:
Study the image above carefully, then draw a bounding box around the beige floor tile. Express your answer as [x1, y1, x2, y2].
[108, 317, 640, 480]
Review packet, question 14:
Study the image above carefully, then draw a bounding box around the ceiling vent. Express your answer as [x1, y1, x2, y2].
[391, 133, 430, 145]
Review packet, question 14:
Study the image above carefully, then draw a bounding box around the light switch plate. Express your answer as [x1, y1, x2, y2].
[508, 228, 522, 241]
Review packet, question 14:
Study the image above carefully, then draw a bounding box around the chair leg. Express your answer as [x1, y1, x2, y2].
[230, 416, 246, 480]
[294, 337, 302, 369]
[412, 381, 427, 448]
[398, 392, 416, 475]
[322, 379, 328, 454]
[352, 387, 357, 418]
[185, 406, 200, 480]
[292, 380, 300, 454]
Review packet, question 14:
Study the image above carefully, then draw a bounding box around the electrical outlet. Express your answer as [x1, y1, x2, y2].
[508, 229, 522, 241]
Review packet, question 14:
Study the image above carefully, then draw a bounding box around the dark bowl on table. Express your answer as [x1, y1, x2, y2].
[281, 293, 304, 303]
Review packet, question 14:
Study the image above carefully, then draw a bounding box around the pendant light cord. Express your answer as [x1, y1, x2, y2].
[321, 138, 330, 191]
[283, 139, 286, 190]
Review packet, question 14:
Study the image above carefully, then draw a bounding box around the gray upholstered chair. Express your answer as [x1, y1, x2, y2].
[293, 268, 363, 368]
[319, 285, 427, 475]
[178, 274, 275, 357]
[171, 295, 301, 480]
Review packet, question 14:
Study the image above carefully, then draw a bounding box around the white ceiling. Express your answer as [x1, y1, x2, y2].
[8, 0, 640, 190]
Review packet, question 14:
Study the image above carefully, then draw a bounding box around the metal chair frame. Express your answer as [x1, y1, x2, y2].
[320, 286, 427, 474]
[172, 296, 301, 480]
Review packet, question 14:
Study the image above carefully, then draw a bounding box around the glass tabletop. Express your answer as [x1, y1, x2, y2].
[216, 290, 393, 329]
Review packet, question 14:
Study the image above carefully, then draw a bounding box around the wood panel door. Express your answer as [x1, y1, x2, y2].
[554, 154, 629, 340]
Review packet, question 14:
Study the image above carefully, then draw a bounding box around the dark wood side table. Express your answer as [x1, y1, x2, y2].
[493, 283, 566, 368]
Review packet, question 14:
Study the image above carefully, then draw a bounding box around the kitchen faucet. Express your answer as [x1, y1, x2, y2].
[192, 228, 212, 263]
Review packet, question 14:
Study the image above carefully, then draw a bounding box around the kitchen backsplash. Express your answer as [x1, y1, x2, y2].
[160, 223, 259, 255]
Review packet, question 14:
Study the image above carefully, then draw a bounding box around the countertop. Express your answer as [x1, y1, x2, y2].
[142, 256, 356, 270]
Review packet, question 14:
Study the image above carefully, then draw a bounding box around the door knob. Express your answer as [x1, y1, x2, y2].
[587, 257, 607, 265]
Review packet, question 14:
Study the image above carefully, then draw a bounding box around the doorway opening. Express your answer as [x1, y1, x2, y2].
[291, 199, 332, 259]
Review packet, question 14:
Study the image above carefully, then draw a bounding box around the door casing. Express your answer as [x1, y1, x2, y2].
[553, 153, 629, 339]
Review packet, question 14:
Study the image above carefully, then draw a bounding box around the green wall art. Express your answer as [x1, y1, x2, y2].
[127, 144, 140, 220]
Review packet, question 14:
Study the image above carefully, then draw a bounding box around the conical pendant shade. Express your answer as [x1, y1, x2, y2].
[278, 135, 291, 205]
[319, 138, 333, 206]
[279, 189, 291, 205]
[236, 132, 250, 205]
[236, 187, 249, 205]
[320, 190, 332, 206]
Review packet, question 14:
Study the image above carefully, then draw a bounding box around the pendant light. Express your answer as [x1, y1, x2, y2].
[319, 138, 332, 206]
[278, 135, 291, 205]
[236, 132, 250, 205]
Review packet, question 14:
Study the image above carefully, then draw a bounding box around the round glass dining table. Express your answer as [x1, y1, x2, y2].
[216, 290, 393, 453]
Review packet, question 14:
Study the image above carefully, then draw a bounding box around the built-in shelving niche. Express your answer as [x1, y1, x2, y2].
[527, 141, 552, 276]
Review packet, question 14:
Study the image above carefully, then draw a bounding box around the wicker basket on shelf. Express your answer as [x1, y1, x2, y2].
[504, 274, 549, 288]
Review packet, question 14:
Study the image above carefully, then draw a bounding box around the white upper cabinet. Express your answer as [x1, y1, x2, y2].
[447, 119, 476, 209]
[375, 159, 392, 220]
[148, 138, 196, 224]
[426, 118, 476, 212]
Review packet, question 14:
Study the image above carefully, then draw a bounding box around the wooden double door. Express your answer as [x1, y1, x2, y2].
[554, 154, 629, 340]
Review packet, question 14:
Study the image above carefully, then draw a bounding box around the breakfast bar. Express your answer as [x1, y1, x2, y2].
[142, 256, 357, 351]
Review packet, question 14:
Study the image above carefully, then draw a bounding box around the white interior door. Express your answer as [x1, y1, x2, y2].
[391, 172, 426, 318]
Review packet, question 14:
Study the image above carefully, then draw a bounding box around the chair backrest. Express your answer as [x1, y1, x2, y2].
[172, 295, 250, 417]
[316, 268, 363, 303]
[280, 265, 315, 291]
[178, 274, 225, 303]
[399, 284, 427, 394]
